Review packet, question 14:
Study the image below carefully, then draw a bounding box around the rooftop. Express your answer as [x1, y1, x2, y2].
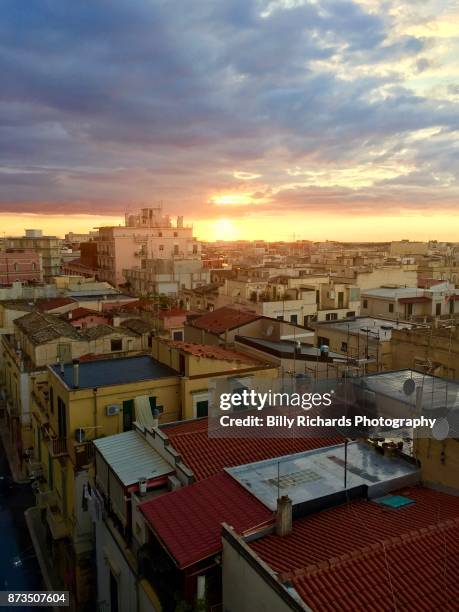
[315, 317, 412, 340]
[120, 318, 154, 334]
[93, 430, 174, 487]
[237, 336, 344, 361]
[140, 471, 273, 568]
[250, 485, 459, 610]
[50, 355, 177, 389]
[163, 339, 267, 366]
[161, 418, 342, 481]
[157, 307, 188, 318]
[227, 441, 418, 511]
[36, 297, 76, 311]
[189, 306, 260, 334]
[82, 324, 138, 340]
[15, 311, 81, 344]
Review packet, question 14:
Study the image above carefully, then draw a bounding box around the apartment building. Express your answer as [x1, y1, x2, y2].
[0, 249, 42, 284]
[312, 316, 413, 372]
[1, 311, 148, 472]
[391, 324, 459, 379]
[95, 207, 201, 286]
[361, 282, 459, 322]
[6, 229, 61, 280]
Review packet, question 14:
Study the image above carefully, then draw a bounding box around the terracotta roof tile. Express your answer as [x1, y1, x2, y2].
[189, 306, 260, 334]
[36, 297, 76, 311]
[140, 471, 273, 568]
[163, 339, 267, 366]
[250, 486, 459, 610]
[162, 418, 342, 481]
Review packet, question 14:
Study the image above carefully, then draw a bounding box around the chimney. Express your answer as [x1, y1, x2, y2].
[275, 495, 292, 537]
[72, 359, 80, 388]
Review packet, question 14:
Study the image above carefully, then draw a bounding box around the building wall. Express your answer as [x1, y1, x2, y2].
[0, 250, 42, 284]
[391, 327, 459, 379]
[95, 519, 138, 612]
[415, 438, 459, 491]
[222, 532, 298, 612]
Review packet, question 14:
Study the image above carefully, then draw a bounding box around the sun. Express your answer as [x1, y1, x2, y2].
[212, 218, 239, 240]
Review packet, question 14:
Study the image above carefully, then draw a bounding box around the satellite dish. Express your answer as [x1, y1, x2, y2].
[432, 417, 449, 441]
[403, 379, 416, 396]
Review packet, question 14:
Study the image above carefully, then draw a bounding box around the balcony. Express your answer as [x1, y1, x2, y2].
[46, 504, 70, 540]
[48, 437, 68, 457]
[72, 440, 95, 471]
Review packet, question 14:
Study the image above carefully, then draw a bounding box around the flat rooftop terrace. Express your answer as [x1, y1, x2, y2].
[50, 354, 177, 389]
[227, 441, 419, 511]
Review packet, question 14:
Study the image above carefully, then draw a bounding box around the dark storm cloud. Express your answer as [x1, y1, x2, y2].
[0, 0, 457, 218]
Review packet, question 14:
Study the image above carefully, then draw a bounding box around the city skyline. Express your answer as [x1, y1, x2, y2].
[1, 0, 459, 241]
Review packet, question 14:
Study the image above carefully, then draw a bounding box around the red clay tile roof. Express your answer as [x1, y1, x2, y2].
[398, 296, 431, 304]
[157, 308, 188, 319]
[418, 278, 443, 288]
[163, 340, 267, 366]
[162, 418, 342, 481]
[140, 471, 273, 568]
[250, 486, 459, 610]
[68, 307, 103, 319]
[291, 518, 459, 611]
[189, 306, 260, 334]
[36, 297, 76, 311]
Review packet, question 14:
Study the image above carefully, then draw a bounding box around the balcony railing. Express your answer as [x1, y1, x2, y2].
[48, 437, 68, 457]
[73, 440, 95, 471]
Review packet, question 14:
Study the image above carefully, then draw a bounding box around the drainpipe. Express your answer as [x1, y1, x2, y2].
[93, 387, 98, 434]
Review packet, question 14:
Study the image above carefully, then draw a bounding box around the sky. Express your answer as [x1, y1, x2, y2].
[1, 0, 459, 241]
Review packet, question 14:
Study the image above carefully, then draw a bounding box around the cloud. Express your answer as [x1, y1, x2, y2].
[0, 0, 458, 224]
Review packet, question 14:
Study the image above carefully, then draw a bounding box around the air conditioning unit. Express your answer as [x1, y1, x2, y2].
[106, 404, 121, 417]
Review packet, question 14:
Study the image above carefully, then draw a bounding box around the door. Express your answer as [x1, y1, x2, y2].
[196, 400, 208, 418]
[57, 398, 67, 439]
[122, 399, 134, 431]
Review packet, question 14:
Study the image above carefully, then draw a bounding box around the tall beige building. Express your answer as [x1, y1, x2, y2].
[95, 207, 201, 287]
[6, 229, 61, 280]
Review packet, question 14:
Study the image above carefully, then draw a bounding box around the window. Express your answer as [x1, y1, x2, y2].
[326, 313, 338, 321]
[149, 396, 163, 415]
[174, 231, 178, 237]
[192, 244, 198, 254]
[159, 244, 164, 252]
[276, 315, 284, 321]
[122, 399, 134, 431]
[341, 342, 348, 352]
[407, 303, 413, 316]
[436, 302, 441, 316]
[317, 336, 330, 348]
[57, 397, 67, 439]
[158, 232, 162, 237]
[389, 303, 394, 313]
[49, 386, 54, 414]
[32, 262, 36, 271]
[362, 299, 368, 309]
[196, 400, 208, 418]
[173, 330, 183, 341]
[13, 262, 19, 272]
[290, 314, 298, 324]
[346, 311, 355, 318]
[174, 245, 179, 255]
[110, 338, 122, 351]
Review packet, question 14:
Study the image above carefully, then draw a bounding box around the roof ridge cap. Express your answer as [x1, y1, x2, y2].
[282, 516, 459, 582]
